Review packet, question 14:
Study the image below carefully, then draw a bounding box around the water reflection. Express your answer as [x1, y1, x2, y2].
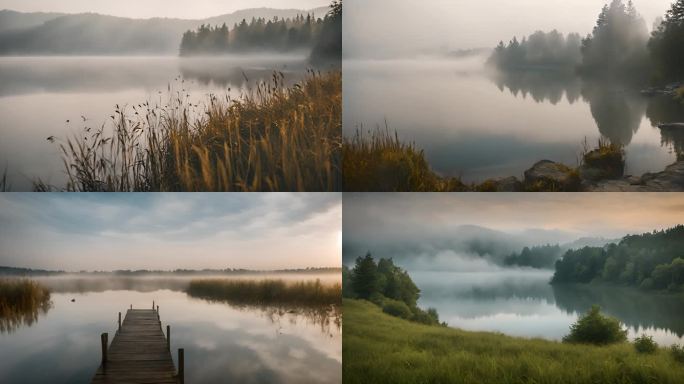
[0, 298, 52, 334]
[0, 276, 341, 384]
[413, 270, 684, 345]
[0, 56, 310, 190]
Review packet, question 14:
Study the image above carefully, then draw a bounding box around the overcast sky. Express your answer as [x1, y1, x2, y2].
[0, 193, 341, 271]
[0, 0, 327, 19]
[344, 0, 675, 58]
[343, 193, 684, 265]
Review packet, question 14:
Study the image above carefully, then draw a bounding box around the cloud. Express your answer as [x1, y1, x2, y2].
[0, 193, 341, 271]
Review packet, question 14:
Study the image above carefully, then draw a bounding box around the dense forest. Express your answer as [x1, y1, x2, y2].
[179, 14, 322, 55]
[487, 30, 582, 70]
[179, 0, 341, 64]
[504, 244, 563, 269]
[489, 0, 684, 85]
[551, 225, 684, 291]
[342, 254, 441, 325]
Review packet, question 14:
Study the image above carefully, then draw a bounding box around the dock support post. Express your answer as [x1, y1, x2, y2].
[118, 312, 121, 331]
[101, 333, 108, 368]
[178, 348, 185, 384]
[157, 305, 160, 319]
[153, 300, 155, 310]
[130, 304, 132, 310]
[167, 325, 171, 350]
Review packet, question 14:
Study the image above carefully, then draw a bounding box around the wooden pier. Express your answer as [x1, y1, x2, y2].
[91, 303, 184, 384]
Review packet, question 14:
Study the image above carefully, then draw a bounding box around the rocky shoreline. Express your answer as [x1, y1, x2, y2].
[481, 159, 684, 192]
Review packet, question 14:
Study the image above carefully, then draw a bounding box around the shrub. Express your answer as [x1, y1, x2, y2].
[382, 299, 413, 320]
[633, 335, 658, 354]
[671, 344, 684, 363]
[410, 306, 441, 325]
[562, 305, 627, 345]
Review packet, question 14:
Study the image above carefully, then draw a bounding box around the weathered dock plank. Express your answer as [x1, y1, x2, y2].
[91, 308, 182, 384]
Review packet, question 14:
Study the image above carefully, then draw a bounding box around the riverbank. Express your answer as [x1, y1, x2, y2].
[343, 130, 684, 191]
[343, 299, 684, 384]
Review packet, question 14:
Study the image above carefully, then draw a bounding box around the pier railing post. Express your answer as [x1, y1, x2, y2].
[178, 348, 184, 384]
[167, 325, 171, 350]
[118, 312, 121, 331]
[101, 333, 108, 368]
[157, 305, 160, 319]
[130, 304, 132, 310]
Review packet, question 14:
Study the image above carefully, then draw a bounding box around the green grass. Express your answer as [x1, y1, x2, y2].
[44, 70, 341, 191]
[0, 279, 52, 333]
[343, 299, 684, 384]
[187, 278, 341, 307]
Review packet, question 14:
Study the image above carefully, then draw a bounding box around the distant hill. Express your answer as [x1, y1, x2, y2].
[0, 7, 329, 55]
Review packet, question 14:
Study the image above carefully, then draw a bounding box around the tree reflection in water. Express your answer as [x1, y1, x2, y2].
[0, 279, 53, 334]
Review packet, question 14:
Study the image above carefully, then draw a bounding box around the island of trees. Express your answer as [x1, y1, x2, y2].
[552, 224, 684, 291]
[488, 0, 684, 85]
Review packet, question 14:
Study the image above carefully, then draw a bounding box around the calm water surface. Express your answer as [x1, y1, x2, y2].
[0, 55, 310, 190]
[412, 269, 684, 345]
[344, 57, 684, 182]
[0, 274, 341, 384]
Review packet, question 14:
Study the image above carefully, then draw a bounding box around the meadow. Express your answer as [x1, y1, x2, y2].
[41, 69, 341, 192]
[343, 299, 684, 384]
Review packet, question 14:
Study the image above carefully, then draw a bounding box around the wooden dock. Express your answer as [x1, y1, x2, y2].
[91, 303, 184, 384]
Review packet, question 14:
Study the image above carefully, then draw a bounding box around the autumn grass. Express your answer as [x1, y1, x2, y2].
[46, 70, 341, 191]
[187, 278, 341, 307]
[0, 279, 52, 333]
[343, 128, 468, 191]
[343, 299, 684, 384]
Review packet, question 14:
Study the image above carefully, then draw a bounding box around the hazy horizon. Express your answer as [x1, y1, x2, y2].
[344, 0, 675, 58]
[0, 0, 328, 20]
[0, 193, 342, 271]
[343, 193, 684, 268]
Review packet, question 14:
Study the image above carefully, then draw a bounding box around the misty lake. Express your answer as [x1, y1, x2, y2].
[412, 269, 684, 346]
[0, 274, 341, 384]
[344, 57, 684, 182]
[0, 55, 310, 190]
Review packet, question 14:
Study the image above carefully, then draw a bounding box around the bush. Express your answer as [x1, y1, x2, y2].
[382, 299, 413, 320]
[672, 344, 684, 363]
[633, 335, 658, 354]
[410, 306, 441, 325]
[562, 305, 627, 345]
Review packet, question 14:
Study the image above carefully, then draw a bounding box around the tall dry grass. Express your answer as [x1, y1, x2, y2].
[187, 278, 341, 307]
[343, 127, 467, 191]
[46, 70, 341, 191]
[0, 279, 52, 333]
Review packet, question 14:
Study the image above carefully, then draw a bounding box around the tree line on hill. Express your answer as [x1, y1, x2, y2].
[551, 225, 684, 292]
[343, 254, 442, 325]
[488, 0, 684, 84]
[179, 0, 341, 65]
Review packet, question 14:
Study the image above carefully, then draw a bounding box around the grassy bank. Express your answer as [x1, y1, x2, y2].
[0, 279, 52, 333]
[187, 279, 341, 307]
[44, 70, 341, 191]
[343, 299, 684, 384]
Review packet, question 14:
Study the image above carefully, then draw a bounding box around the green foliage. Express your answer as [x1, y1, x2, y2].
[580, 0, 651, 81]
[0, 279, 52, 333]
[346, 254, 440, 325]
[342, 265, 355, 298]
[634, 334, 658, 354]
[186, 278, 341, 307]
[381, 299, 412, 320]
[552, 225, 684, 291]
[46, 70, 341, 191]
[671, 344, 684, 363]
[649, 0, 684, 82]
[487, 30, 582, 70]
[504, 244, 562, 269]
[562, 305, 627, 345]
[343, 299, 684, 384]
[180, 14, 322, 56]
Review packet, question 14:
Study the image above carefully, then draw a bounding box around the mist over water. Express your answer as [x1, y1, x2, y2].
[0, 54, 310, 190]
[343, 56, 680, 182]
[0, 274, 341, 384]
